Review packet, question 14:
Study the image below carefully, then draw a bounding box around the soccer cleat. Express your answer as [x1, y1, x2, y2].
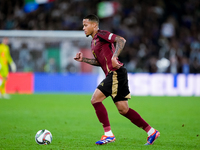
[95, 135, 116, 145]
[145, 130, 160, 145]
[2, 94, 10, 99]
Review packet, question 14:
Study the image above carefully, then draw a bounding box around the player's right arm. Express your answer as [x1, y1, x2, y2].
[74, 52, 100, 66]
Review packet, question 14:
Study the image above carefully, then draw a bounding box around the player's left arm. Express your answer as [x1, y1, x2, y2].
[113, 35, 126, 57]
[111, 35, 126, 68]
[6, 47, 16, 72]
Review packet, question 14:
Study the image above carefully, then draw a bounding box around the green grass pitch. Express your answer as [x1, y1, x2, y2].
[0, 94, 199, 150]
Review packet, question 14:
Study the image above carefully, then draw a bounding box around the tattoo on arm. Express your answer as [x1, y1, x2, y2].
[113, 35, 126, 57]
[82, 58, 100, 66]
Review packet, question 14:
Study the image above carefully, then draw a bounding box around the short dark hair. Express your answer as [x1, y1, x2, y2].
[83, 14, 99, 24]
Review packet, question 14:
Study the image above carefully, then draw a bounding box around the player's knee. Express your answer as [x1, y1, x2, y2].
[91, 98, 96, 104]
[91, 96, 100, 104]
[91, 90, 106, 104]
[115, 101, 129, 115]
[118, 108, 128, 115]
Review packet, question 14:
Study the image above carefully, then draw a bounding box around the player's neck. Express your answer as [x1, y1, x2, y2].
[91, 28, 99, 38]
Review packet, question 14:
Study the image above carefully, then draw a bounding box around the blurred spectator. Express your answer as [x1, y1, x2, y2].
[148, 56, 158, 73]
[181, 56, 190, 74]
[190, 57, 200, 73]
[18, 43, 34, 72]
[161, 16, 176, 38]
[166, 56, 178, 74]
[44, 58, 57, 73]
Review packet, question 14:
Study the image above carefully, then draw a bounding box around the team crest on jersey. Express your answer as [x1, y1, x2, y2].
[92, 50, 97, 59]
[93, 40, 96, 46]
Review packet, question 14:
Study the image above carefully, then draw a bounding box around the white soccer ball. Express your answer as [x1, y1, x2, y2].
[35, 129, 52, 145]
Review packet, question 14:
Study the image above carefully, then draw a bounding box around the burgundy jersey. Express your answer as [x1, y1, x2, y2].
[91, 30, 123, 76]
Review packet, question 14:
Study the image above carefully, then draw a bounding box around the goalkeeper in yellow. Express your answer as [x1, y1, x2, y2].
[0, 37, 16, 99]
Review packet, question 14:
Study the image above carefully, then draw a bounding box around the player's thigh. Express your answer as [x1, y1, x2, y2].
[91, 88, 107, 104]
[0, 67, 8, 79]
[115, 100, 129, 115]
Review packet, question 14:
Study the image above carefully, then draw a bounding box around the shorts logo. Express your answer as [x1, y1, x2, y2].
[100, 82, 104, 86]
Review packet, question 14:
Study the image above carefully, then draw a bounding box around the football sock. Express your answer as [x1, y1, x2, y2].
[92, 102, 111, 132]
[147, 127, 155, 136]
[105, 130, 114, 136]
[123, 108, 149, 131]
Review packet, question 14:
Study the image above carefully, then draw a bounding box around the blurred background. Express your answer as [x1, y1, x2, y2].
[0, 0, 199, 95]
[0, 0, 199, 73]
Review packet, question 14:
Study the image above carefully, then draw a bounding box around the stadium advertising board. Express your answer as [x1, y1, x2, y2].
[4, 73, 200, 96]
[5, 73, 33, 94]
[99, 73, 200, 96]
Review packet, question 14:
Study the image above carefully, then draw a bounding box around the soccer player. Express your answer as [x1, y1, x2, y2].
[74, 14, 160, 145]
[0, 37, 16, 99]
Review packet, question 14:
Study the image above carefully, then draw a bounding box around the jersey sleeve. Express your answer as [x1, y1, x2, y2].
[97, 30, 117, 43]
[5, 45, 13, 65]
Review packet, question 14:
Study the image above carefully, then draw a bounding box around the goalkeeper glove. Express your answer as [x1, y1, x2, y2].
[10, 62, 17, 72]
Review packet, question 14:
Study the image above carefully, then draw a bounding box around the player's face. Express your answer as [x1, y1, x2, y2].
[2, 38, 9, 45]
[83, 19, 95, 37]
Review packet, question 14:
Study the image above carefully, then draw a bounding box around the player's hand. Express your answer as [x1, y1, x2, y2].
[74, 52, 83, 62]
[111, 57, 122, 69]
[10, 62, 16, 72]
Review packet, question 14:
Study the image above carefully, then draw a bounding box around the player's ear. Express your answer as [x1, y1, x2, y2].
[92, 22, 98, 28]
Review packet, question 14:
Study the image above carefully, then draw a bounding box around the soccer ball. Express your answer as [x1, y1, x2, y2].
[35, 129, 52, 145]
